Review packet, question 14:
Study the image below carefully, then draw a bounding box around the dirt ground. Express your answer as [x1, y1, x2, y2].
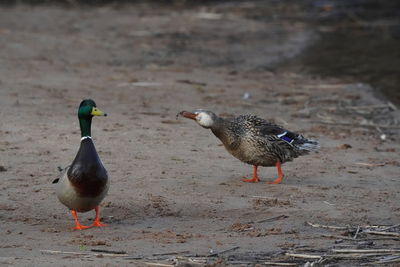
[0, 2, 399, 266]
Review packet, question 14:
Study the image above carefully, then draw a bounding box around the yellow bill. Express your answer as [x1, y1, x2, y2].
[91, 107, 107, 116]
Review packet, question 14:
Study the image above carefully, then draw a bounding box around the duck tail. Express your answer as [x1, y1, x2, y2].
[298, 139, 320, 153]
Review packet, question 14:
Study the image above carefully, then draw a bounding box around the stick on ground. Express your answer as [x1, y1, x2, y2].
[256, 215, 289, 223]
[307, 222, 349, 230]
[207, 246, 240, 257]
[264, 262, 297, 266]
[40, 249, 129, 258]
[91, 249, 127, 254]
[363, 230, 400, 237]
[353, 226, 361, 239]
[332, 249, 400, 253]
[286, 253, 322, 259]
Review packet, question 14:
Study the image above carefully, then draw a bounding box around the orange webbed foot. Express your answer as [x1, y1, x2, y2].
[242, 165, 260, 183]
[242, 177, 260, 183]
[267, 161, 283, 184]
[91, 206, 107, 228]
[92, 221, 107, 228]
[72, 224, 91, 230]
[267, 177, 283, 184]
[71, 210, 90, 230]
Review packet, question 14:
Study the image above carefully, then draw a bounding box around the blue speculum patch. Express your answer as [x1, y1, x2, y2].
[280, 135, 293, 143]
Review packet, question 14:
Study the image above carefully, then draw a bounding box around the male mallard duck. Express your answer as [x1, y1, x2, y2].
[53, 99, 109, 230]
[178, 110, 319, 184]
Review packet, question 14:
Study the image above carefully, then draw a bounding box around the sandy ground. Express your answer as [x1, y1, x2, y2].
[0, 3, 399, 266]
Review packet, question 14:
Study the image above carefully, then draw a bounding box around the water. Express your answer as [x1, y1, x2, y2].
[285, 0, 400, 106]
[289, 27, 400, 106]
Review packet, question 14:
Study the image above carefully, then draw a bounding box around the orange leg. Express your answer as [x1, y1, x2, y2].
[71, 210, 90, 230]
[242, 165, 260, 183]
[268, 161, 284, 184]
[91, 206, 107, 227]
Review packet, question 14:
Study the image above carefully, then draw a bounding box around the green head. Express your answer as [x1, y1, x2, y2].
[78, 99, 107, 137]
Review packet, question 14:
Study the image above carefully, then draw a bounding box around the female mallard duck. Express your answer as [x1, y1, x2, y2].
[179, 110, 319, 184]
[53, 99, 109, 230]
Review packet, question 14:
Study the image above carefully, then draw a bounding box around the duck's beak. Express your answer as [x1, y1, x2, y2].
[178, 111, 197, 120]
[91, 107, 107, 116]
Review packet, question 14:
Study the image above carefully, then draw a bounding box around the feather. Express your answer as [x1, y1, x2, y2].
[210, 114, 319, 167]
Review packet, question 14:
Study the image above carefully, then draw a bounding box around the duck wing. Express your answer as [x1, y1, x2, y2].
[52, 165, 70, 184]
[240, 115, 319, 154]
[235, 115, 295, 139]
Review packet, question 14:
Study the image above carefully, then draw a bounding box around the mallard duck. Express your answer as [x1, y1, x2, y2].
[53, 99, 109, 230]
[178, 110, 319, 184]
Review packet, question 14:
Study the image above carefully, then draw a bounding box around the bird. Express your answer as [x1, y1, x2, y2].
[53, 99, 109, 230]
[178, 110, 319, 184]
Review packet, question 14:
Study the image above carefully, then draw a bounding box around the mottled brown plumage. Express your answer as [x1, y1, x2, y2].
[179, 110, 319, 183]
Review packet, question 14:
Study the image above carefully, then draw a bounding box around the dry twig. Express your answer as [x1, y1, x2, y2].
[363, 230, 400, 237]
[326, 253, 396, 258]
[40, 249, 129, 258]
[332, 249, 400, 253]
[264, 262, 297, 266]
[91, 249, 127, 254]
[354, 162, 386, 167]
[307, 222, 349, 230]
[255, 215, 289, 223]
[286, 253, 322, 259]
[353, 226, 361, 239]
[144, 263, 174, 267]
[380, 224, 400, 231]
